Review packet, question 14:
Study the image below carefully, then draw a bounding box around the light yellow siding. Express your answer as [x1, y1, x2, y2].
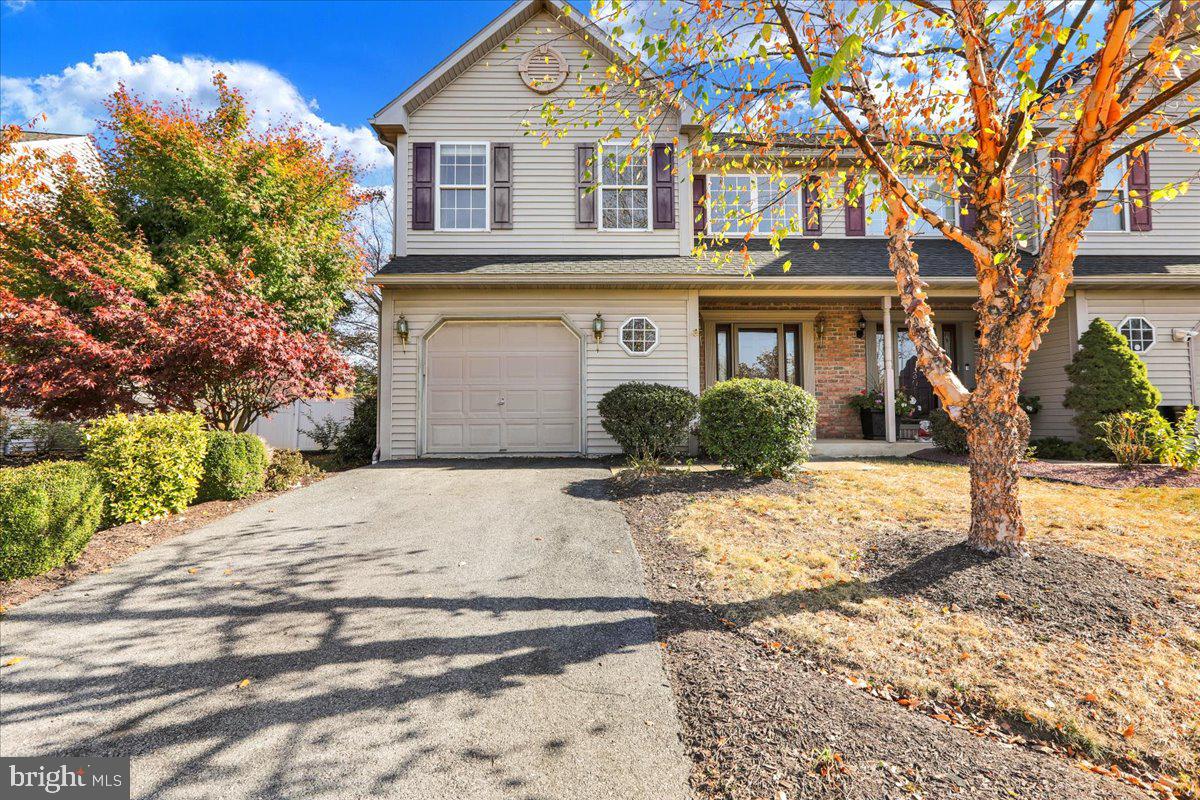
[1085, 291, 1200, 405]
[380, 287, 693, 458]
[403, 12, 683, 256]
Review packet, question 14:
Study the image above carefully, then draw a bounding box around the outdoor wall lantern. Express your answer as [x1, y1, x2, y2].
[592, 313, 605, 344]
[814, 312, 827, 340]
[395, 315, 410, 349]
[855, 313, 866, 339]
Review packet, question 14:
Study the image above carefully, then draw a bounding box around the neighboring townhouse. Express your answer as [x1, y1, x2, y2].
[366, 0, 1200, 459]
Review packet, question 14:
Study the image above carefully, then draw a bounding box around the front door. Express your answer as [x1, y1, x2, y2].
[886, 324, 958, 416]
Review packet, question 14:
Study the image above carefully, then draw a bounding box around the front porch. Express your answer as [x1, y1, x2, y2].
[697, 292, 979, 444]
[810, 438, 931, 458]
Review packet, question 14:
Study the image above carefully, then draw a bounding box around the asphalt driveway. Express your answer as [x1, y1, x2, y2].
[0, 460, 690, 800]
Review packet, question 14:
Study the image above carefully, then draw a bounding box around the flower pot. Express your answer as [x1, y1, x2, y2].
[859, 409, 887, 440]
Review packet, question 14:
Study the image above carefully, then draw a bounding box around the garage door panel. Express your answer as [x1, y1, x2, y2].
[466, 356, 501, 381]
[427, 355, 464, 382]
[467, 424, 502, 447]
[541, 389, 576, 414]
[502, 390, 540, 414]
[505, 355, 538, 380]
[425, 321, 581, 454]
[428, 424, 464, 449]
[541, 423, 579, 448]
[467, 391, 503, 414]
[505, 423, 539, 447]
[539, 354, 577, 381]
[466, 324, 504, 348]
[427, 390, 464, 414]
[503, 324, 541, 349]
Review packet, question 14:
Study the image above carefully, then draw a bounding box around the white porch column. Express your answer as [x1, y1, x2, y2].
[881, 296, 897, 443]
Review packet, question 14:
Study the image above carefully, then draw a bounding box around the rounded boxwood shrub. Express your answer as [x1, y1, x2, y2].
[0, 461, 104, 580]
[598, 382, 698, 460]
[929, 408, 969, 455]
[84, 412, 208, 524]
[265, 448, 322, 491]
[198, 431, 268, 501]
[699, 378, 818, 476]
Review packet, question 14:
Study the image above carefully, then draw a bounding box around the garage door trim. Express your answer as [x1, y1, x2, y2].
[418, 315, 586, 456]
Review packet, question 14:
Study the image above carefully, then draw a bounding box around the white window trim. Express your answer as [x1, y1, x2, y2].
[597, 140, 652, 233]
[706, 173, 806, 238]
[434, 141, 490, 233]
[861, 175, 957, 238]
[1084, 155, 1129, 235]
[618, 315, 660, 356]
[1118, 315, 1156, 353]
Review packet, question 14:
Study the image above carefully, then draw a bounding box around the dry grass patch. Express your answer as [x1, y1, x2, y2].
[668, 461, 1200, 782]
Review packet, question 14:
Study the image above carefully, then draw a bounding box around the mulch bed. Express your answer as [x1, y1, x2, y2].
[0, 476, 324, 610]
[612, 472, 1174, 800]
[912, 447, 1200, 489]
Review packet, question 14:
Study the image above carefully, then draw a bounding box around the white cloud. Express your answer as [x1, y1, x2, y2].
[3, 0, 34, 12]
[0, 51, 391, 176]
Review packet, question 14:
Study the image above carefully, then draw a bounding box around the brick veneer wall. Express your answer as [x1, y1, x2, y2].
[699, 299, 871, 438]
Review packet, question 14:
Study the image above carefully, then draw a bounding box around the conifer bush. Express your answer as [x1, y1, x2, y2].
[1064, 318, 1162, 458]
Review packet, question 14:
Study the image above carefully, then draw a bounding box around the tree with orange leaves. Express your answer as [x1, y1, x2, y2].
[535, 0, 1197, 555]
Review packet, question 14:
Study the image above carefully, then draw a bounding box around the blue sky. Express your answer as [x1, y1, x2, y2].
[0, 0, 520, 184]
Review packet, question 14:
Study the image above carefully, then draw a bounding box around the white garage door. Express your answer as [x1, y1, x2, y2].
[425, 320, 582, 454]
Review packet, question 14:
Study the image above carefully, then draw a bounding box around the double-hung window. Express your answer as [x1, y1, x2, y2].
[436, 143, 488, 231]
[862, 174, 955, 236]
[599, 143, 650, 231]
[707, 175, 801, 235]
[1086, 158, 1127, 232]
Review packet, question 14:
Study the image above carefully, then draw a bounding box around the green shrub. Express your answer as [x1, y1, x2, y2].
[1158, 406, 1200, 470]
[1096, 410, 1170, 467]
[1029, 437, 1086, 461]
[929, 409, 969, 455]
[198, 431, 268, 501]
[265, 448, 322, 491]
[335, 393, 376, 465]
[699, 378, 817, 477]
[84, 412, 208, 524]
[0, 461, 104, 580]
[599, 382, 698, 461]
[1065, 318, 1162, 457]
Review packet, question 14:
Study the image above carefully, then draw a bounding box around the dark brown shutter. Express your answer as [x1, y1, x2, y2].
[575, 144, 596, 228]
[652, 143, 675, 229]
[802, 177, 821, 235]
[491, 143, 512, 230]
[844, 182, 865, 236]
[959, 185, 977, 233]
[412, 142, 434, 230]
[692, 175, 707, 234]
[1049, 149, 1067, 203]
[1127, 150, 1152, 231]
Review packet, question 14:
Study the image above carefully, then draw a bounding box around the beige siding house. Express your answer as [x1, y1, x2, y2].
[367, 0, 1200, 460]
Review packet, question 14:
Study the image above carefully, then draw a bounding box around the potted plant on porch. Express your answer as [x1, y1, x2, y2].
[847, 387, 921, 440]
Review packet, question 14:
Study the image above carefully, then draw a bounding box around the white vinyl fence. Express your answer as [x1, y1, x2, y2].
[249, 399, 356, 451]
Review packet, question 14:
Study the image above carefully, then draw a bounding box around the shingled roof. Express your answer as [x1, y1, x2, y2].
[369, 239, 1200, 284]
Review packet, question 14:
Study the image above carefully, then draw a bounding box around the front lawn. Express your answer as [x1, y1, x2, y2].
[617, 460, 1198, 799]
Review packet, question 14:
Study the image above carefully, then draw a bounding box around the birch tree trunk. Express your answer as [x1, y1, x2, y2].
[962, 371, 1030, 555]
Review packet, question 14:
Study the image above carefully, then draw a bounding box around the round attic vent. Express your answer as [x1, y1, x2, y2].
[519, 45, 569, 94]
